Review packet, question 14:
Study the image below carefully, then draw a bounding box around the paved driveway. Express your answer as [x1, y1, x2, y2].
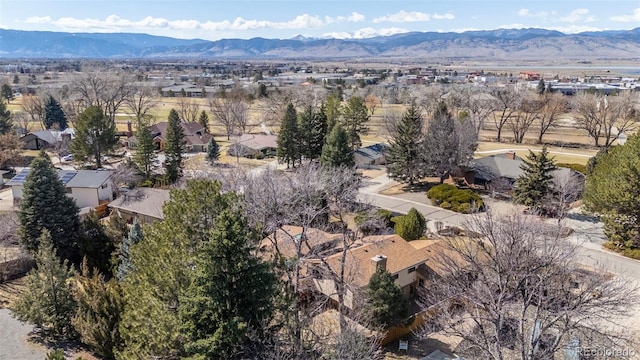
[0, 189, 14, 212]
[0, 309, 46, 360]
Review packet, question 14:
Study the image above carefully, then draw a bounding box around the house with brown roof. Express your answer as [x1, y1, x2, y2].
[312, 234, 442, 309]
[107, 188, 170, 224]
[128, 121, 212, 153]
[228, 134, 277, 158]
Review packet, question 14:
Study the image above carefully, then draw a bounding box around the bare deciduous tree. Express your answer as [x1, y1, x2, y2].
[208, 91, 249, 139]
[176, 95, 200, 123]
[21, 94, 45, 130]
[419, 212, 638, 360]
[508, 92, 543, 144]
[380, 109, 403, 140]
[72, 73, 133, 122]
[125, 86, 157, 121]
[537, 92, 567, 144]
[571, 91, 639, 148]
[491, 87, 522, 142]
[463, 87, 495, 136]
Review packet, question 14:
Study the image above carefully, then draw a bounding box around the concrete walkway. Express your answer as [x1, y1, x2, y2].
[0, 309, 47, 360]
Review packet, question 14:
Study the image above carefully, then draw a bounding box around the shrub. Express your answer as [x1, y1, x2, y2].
[392, 208, 426, 241]
[427, 184, 484, 213]
[46, 349, 66, 360]
[356, 208, 396, 235]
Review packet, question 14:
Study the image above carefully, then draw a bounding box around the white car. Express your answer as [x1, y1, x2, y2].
[62, 154, 73, 162]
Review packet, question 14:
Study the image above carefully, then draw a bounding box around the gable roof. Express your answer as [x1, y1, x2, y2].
[237, 134, 277, 150]
[323, 234, 431, 288]
[149, 121, 211, 147]
[21, 129, 75, 144]
[107, 188, 170, 220]
[6, 168, 111, 188]
[471, 155, 524, 181]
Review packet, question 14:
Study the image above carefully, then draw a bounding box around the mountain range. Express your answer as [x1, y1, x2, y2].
[1, 28, 640, 60]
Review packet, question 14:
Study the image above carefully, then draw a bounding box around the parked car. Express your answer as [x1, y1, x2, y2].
[62, 154, 73, 162]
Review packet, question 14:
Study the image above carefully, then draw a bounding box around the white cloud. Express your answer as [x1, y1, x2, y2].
[373, 11, 431, 23]
[610, 8, 640, 22]
[25, 16, 52, 24]
[518, 9, 549, 18]
[433, 13, 455, 20]
[22, 13, 340, 32]
[348, 12, 365, 23]
[560, 8, 596, 23]
[323, 27, 407, 39]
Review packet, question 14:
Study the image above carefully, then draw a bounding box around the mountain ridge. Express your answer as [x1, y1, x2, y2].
[1, 27, 640, 60]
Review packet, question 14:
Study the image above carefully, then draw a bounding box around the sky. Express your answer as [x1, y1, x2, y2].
[1, 0, 640, 41]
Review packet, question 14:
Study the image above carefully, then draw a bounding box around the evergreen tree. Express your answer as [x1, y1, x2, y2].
[119, 180, 239, 359]
[43, 96, 68, 130]
[422, 102, 460, 181]
[133, 117, 156, 178]
[299, 106, 328, 161]
[392, 207, 426, 241]
[179, 209, 277, 360]
[583, 134, 640, 248]
[206, 137, 220, 165]
[71, 106, 118, 168]
[13, 229, 77, 339]
[73, 263, 124, 360]
[323, 93, 342, 133]
[18, 151, 80, 260]
[341, 95, 370, 149]
[537, 79, 547, 95]
[116, 219, 143, 282]
[1, 83, 13, 103]
[198, 110, 210, 133]
[164, 109, 186, 183]
[320, 124, 354, 168]
[366, 268, 409, 328]
[77, 211, 116, 276]
[513, 145, 557, 212]
[386, 102, 425, 184]
[0, 99, 12, 135]
[277, 103, 300, 168]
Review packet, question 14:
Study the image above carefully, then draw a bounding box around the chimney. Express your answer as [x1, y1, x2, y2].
[371, 254, 387, 272]
[127, 121, 133, 137]
[505, 151, 516, 160]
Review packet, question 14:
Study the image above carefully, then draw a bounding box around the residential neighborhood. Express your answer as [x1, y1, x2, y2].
[1, 8, 640, 359]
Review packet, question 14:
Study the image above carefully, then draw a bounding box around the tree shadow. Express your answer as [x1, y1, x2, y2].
[402, 181, 439, 194]
[27, 329, 93, 359]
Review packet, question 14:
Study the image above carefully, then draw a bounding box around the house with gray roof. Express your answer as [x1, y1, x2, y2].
[354, 143, 387, 167]
[20, 129, 75, 150]
[108, 188, 170, 224]
[6, 168, 114, 209]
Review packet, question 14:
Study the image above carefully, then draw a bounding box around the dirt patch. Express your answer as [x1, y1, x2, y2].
[359, 168, 386, 179]
[379, 180, 439, 196]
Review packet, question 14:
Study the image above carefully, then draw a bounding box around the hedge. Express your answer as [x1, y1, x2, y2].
[426, 184, 484, 214]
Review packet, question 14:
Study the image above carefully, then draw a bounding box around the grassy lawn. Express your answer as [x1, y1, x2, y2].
[476, 141, 597, 165]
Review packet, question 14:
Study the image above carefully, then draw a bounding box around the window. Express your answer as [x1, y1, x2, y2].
[418, 279, 424, 287]
[392, 274, 399, 280]
[100, 183, 108, 189]
[408, 266, 416, 273]
[65, 187, 72, 194]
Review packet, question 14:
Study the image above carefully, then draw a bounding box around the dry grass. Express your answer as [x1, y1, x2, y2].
[0, 276, 26, 309]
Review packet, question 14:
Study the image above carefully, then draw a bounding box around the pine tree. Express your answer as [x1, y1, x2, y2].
[513, 145, 557, 212]
[1, 83, 13, 103]
[72, 263, 124, 360]
[537, 79, 547, 95]
[43, 96, 68, 130]
[164, 109, 185, 183]
[206, 137, 220, 165]
[423, 102, 460, 181]
[119, 180, 239, 359]
[77, 211, 116, 276]
[179, 209, 277, 360]
[366, 268, 409, 328]
[277, 103, 300, 168]
[0, 99, 12, 135]
[116, 219, 143, 282]
[18, 151, 80, 260]
[386, 102, 425, 184]
[323, 93, 342, 131]
[133, 117, 156, 178]
[392, 207, 426, 241]
[320, 124, 354, 168]
[198, 110, 210, 133]
[299, 106, 328, 161]
[13, 229, 77, 339]
[341, 95, 370, 149]
[70, 106, 118, 168]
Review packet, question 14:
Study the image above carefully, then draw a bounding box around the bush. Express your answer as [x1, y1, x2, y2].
[426, 184, 484, 213]
[45, 349, 66, 360]
[392, 208, 426, 241]
[355, 208, 395, 236]
[603, 241, 640, 260]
